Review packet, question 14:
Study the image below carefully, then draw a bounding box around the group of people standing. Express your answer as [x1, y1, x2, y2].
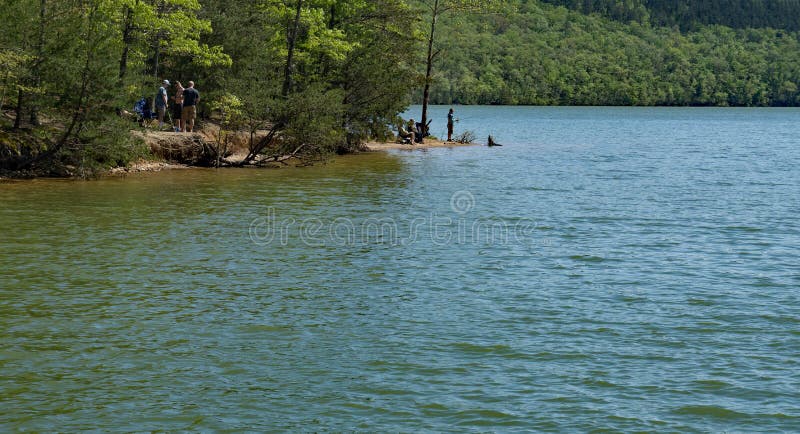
[155, 79, 200, 133]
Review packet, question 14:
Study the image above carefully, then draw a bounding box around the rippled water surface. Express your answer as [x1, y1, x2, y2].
[2, 106, 799, 431]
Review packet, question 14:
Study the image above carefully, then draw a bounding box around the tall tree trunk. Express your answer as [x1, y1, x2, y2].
[152, 38, 160, 79]
[0, 71, 9, 110]
[283, 0, 303, 97]
[54, 4, 98, 151]
[14, 89, 23, 129]
[119, 5, 134, 80]
[420, 0, 440, 144]
[30, 0, 46, 126]
[152, 0, 165, 79]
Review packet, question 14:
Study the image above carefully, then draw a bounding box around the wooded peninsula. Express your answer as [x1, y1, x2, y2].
[2, 0, 800, 177]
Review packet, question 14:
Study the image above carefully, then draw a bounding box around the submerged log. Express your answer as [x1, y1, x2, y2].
[487, 135, 502, 147]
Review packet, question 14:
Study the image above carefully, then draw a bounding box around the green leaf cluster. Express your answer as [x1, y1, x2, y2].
[199, 0, 418, 155]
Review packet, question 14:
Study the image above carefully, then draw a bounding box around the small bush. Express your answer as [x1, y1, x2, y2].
[454, 130, 476, 144]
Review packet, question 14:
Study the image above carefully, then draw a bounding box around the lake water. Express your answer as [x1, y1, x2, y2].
[1, 106, 799, 431]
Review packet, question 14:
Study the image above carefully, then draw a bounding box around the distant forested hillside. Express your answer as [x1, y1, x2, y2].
[428, 0, 800, 106]
[541, 0, 800, 31]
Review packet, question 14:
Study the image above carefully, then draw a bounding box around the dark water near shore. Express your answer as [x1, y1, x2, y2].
[2, 106, 799, 431]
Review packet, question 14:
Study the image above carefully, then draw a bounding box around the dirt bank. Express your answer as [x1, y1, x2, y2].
[109, 131, 478, 175]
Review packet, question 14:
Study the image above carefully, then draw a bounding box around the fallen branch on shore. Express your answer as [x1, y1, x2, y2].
[139, 129, 321, 168]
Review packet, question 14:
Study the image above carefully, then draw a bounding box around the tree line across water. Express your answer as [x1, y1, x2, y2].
[541, 0, 800, 31]
[430, 0, 800, 106]
[2, 0, 800, 175]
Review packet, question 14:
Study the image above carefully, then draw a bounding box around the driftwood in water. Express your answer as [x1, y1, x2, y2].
[488, 135, 502, 147]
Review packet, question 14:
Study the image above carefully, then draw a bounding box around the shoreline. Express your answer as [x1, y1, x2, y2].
[1, 130, 479, 180]
[108, 160, 198, 175]
[365, 138, 477, 151]
[110, 137, 478, 175]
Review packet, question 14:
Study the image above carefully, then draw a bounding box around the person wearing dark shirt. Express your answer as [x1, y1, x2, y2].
[447, 108, 455, 142]
[181, 81, 200, 133]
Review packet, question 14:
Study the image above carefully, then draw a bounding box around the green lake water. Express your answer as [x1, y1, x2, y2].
[1, 106, 799, 431]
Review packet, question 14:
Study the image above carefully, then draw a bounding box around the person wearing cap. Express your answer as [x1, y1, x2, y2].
[155, 79, 169, 129]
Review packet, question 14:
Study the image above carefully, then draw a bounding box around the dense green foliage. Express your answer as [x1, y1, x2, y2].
[1, 0, 416, 174]
[429, 0, 800, 106]
[197, 0, 417, 156]
[0, 0, 228, 175]
[542, 0, 800, 31]
[2, 0, 800, 175]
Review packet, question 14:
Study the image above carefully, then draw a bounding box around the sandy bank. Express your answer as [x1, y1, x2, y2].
[365, 138, 477, 151]
[107, 132, 478, 175]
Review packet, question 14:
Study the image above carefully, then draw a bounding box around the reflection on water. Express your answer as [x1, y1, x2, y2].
[1, 107, 799, 431]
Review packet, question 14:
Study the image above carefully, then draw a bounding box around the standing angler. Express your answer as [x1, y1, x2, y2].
[181, 81, 200, 133]
[447, 107, 455, 142]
